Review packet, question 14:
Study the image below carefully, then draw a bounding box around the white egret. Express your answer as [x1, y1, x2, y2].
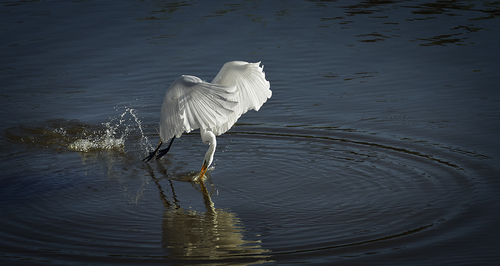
[143, 61, 271, 179]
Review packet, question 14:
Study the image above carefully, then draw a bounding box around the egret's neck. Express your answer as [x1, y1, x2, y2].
[200, 128, 217, 168]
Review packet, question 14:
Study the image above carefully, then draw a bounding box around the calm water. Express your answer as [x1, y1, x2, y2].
[1, 0, 500, 265]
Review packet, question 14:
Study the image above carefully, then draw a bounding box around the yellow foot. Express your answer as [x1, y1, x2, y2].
[199, 162, 208, 180]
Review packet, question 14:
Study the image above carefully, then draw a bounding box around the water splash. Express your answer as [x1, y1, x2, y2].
[67, 128, 125, 152]
[125, 107, 153, 152]
[3, 107, 151, 154]
[68, 107, 151, 153]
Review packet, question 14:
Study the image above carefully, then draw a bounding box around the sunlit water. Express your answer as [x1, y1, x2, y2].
[1, 0, 500, 265]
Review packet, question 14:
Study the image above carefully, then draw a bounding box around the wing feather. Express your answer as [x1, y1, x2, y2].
[159, 61, 271, 141]
[211, 61, 272, 135]
[159, 75, 238, 142]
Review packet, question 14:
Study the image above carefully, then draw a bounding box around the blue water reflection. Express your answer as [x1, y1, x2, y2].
[1, 0, 499, 265]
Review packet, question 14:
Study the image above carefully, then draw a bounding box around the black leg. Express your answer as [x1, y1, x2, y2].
[142, 140, 163, 162]
[156, 137, 175, 159]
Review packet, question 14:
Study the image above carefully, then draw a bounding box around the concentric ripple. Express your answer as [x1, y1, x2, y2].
[211, 125, 486, 263]
[0, 121, 495, 265]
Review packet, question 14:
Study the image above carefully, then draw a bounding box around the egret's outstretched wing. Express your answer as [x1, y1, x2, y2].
[160, 75, 238, 142]
[210, 61, 272, 135]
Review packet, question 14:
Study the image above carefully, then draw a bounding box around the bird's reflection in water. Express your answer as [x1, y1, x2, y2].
[146, 163, 271, 263]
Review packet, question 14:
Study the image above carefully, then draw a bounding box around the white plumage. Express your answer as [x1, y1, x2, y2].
[144, 61, 271, 178]
[160, 61, 271, 141]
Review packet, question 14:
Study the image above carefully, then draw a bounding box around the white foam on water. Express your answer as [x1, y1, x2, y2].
[67, 107, 151, 152]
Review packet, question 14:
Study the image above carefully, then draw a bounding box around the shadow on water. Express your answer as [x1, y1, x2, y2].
[145, 163, 272, 264]
[1, 115, 498, 264]
[1, 116, 273, 264]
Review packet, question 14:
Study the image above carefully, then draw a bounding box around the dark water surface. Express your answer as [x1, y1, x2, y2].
[1, 0, 500, 265]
